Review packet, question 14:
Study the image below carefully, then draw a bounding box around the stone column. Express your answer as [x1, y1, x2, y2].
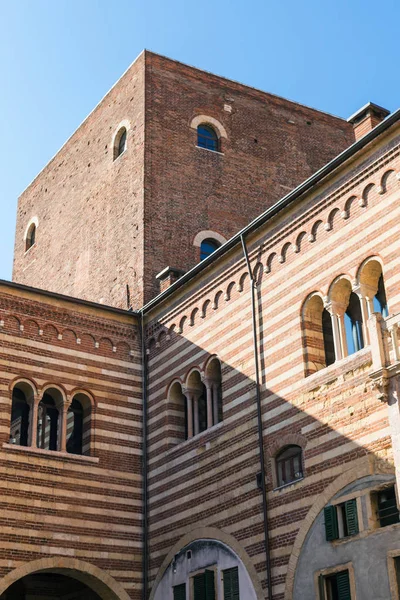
[357, 283, 377, 344]
[193, 394, 200, 436]
[29, 394, 39, 448]
[212, 383, 219, 425]
[201, 375, 214, 429]
[182, 386, 193, 439]
[326, 301, 344, 361]
[59, 404, 69, 452]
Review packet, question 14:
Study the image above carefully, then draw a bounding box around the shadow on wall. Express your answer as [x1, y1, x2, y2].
[146, 312, 399, 600]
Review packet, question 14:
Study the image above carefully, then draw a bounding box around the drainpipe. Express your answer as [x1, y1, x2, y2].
[140, 311, 149, 600]
[240, 234, 273, 600]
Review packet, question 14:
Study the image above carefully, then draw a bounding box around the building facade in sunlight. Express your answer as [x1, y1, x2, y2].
[1, 52, 400, 600]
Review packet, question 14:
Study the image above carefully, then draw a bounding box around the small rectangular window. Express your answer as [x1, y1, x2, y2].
[376, 486, 400, 527]
[324, 499, 359, 541]
[223, 566, 239, 600]
[319, 570, 351, 600]
[173, 583, 186, 600]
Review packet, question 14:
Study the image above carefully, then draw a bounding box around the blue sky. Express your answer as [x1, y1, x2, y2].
[1, 0, 399, 281]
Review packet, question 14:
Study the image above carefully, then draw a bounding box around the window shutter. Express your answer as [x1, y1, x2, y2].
[324, 505, 339, 541]
[336, 570, 351, 600]
[223, 567, 239, 600]
[345, 499, 359, 536]
[318, 574, 326, 600]
[173, 583, 186, 600]
[205, 570, 215, 600]
[194, 573, 205, 600]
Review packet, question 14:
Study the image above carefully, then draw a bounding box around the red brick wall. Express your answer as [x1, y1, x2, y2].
[13, 53, 146, 310]
[143, 52, 355, 302]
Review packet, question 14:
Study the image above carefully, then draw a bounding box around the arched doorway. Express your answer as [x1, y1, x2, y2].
[0, 558, 131, 600]
[1, 571, 102, 599]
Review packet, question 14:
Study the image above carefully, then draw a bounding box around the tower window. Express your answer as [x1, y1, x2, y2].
[197, 124, 219, 152]
[114, 127, 127, 160]
[200, 238, 220, 260]
[25, 223, 36, 251]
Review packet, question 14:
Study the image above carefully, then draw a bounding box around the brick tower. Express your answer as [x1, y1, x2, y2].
[12, 51, 355, 309]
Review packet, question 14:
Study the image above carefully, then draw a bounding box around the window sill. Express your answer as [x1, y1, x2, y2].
[195, 146, 224, 156]
[273, 477, 304, 492]
[2, 443, 99, 463]
[166, 421, 224, 456]
[24, 244, 36, 256]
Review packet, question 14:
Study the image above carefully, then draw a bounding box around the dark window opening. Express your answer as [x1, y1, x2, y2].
[114, 127, 127, 160]
[373, 273, 389, 317]
[198, 384, 208, 434]
[376, 486, 400, 527]
[276, 445, 303, 487]
[37, 394, 59, 451]
[197, 125, 219, 152]
[173, 583, 186, 600]
[10, 388, 30, 446]
[223, 566, 239, 600]
[25, 224, 36, 251]
[200, 238, 221, 261]
[319, 570, 351, 600]
[322, 308, 335, 366]
[66, 398, 84, 455]
[344, 292, 364, 355]
[193, 569, 215, 600]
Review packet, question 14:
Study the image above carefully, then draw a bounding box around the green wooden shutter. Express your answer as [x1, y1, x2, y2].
[318, 574, 326, 600]
[205, 570, 215, 600]
[345, 499, 359, 536]
[223, 567, 239, 600]
[324, 505, 339, 541]
[336, 570, 351, 600]
[194, 573, 205, 600]
[173, 583, 186, 600]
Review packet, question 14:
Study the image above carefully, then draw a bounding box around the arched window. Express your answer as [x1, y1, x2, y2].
[168, 382, 187, 443]
[37, 391, 61, 451]
[25, 223, 36, 251]
[302, 294, 335, 376]
[66, 398, 83, 455]
[114, 127, 127, 160]
[67, 392, 92, 455]
[373, 273, 388, 317]
[10, 384, 34, 446]
[200, 238, 221, 261]
[197, 124, 219, 152]
[204, 358, 223, 425]
[344, 292, 364, 355]
[276, 445, 303, 487]
[358, 258, 388, 318]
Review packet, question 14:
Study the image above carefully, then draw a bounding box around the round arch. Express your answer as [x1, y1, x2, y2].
[193, 230, 227, 248]
[148, 526, 264, 600]
[189, 115, 227, 139]
[0, 557, 131, 600]
[9, 376, 38, 397]
[284, 460, 372, 600]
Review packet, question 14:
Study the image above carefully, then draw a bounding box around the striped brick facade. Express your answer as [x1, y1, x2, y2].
[144, 119, 400, 599]
[4, 52, 400, 600]
[0, 285, 142, 599]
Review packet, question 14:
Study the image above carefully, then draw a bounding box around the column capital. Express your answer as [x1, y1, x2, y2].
[325, 300, 347, 317]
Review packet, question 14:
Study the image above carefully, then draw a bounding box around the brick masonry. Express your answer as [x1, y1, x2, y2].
[13, 51, 354, 309]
